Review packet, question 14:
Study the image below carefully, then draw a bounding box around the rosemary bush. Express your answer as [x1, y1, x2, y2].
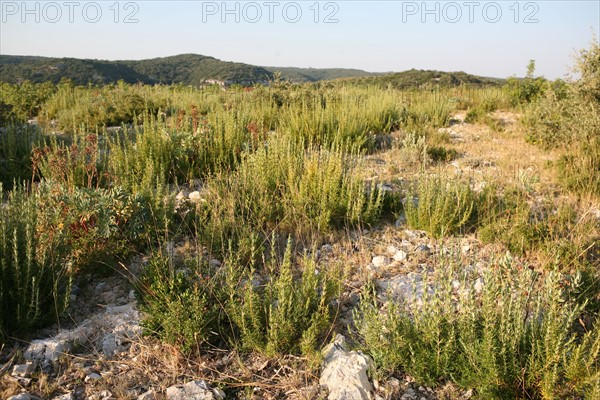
[355, 252, 600, 399]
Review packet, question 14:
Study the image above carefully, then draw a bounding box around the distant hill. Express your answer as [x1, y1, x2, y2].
[0, 54, 274, 85]
[0, 54, 505, 88]
[347, 69, 505, 89]
[264, 66, 379, 82]
[0, 54, 379, 86]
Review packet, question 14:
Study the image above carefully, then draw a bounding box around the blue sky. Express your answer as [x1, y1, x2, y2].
[1, 1, 598, 79]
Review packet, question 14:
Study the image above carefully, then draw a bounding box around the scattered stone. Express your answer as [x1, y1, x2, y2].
[188, 191, 202, 203]
[395, 214, 407, 227]
[137, 390, 157, 400]
[321, 244, 334, 253]
[88, 390, 112, 400]
[175, 190, 189, 202]
[401, 388, 417, 400]
[85, 372, 102, 382]
[100, 290, 118, 304]
[95, 282, 107, 293]
[474, 278, 484, 294]
[388, 378, 400, 388]
[404, 229, 418, 239]
[12, 362, 36, 378]
[100, 304, 142, 357]
[393, 250, 408, 262]
[166, 380, 225, 400]
[472, 181, 486, 193]
[415, 244, 431, 255]
[100, 390, 112, 399]
[377, 183, 393, 192]
[320, 334, 373, 400]
[373, 379, 381, 391]
[293, 384, 319, 399]
[372, 255, 391, 268]
[7, 394, 36, 400]
[52, 393, 74, 400]
[452, 280, 461, 290]
[209, 258, 222, 268]
[102, 333, 119, 357]
[386, 245, 399, 255]
[377, 273, 428, 303]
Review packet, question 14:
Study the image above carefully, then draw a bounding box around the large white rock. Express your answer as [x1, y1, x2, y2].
[24, 301, 141, 364]
[24, 325, 91, 364]
[377, 273, 429, 304]
[11, 362, 36, 378]
[320, 334, 373, 400]
[166, 380, 225, 400]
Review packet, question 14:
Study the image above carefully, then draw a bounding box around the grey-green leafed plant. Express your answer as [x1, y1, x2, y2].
[137, 236, 342, 358]
[224, 236, 341, 357]
[405, 175, 475, 238]
[355, 252, 600, 399]
[0, 184, 71, 337]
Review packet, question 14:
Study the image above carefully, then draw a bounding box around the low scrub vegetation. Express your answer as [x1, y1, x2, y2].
[0, 39, 598, 399]
[137, 237, 341, 359]
[522, 39, 600, 196]
[405, 175, 476, 238]
[355, 253, 600, 399]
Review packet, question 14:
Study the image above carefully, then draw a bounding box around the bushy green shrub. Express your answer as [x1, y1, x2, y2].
[40, 80, 161, 133]
[555, 106, 600, 196]
[0, 185, 71, 337]
[0, 179, 173, 339]
[33, 182, 138, 271]
[477, 185, 599, 270]
[398, 97, 453, 133]
[0, 81, 55, 123]
[196, 135, 385, 254]
[399, 131, 429, 168]
[108, 114, 175, 193]
[507, 60, 548, 106]
[426, 145, 458, 163]
[278, 85, 400, 151]
[137, 254, 225, 353]
[557, 139, 600, 197]
[405, 175, 475, 238]
[476, 186, 545, 255]
[355, 253, 600, 399]
[0, 124, 45, 189]
[224, 237, 341, 357]
[108, 110, 253, 191]
[573, 36, 600, 104]
[137, 237, 342, 357]
[521, 39, 600, 197]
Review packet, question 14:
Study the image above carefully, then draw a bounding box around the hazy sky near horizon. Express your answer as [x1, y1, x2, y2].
[1, 1, 598, 79]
